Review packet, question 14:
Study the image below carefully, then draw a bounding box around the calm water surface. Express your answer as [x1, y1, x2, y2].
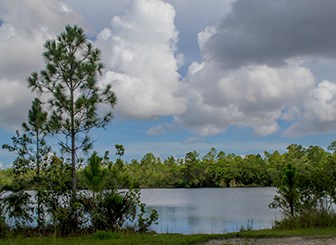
[140, 187, 281, 234]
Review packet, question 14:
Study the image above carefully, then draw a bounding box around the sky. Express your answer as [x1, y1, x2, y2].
[1, 0, 336, 167]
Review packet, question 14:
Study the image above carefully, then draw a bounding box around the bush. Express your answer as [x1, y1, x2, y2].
[1, 191, 34, 230]
[80, 189, 158, 232]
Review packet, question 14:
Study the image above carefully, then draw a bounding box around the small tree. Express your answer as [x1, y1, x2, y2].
[2, 99, 49, 175]
[115, 144, 125, 158]
[328, 141, 336, 155]
[28, 25, 117, 205]
[115, 144, 125, 171]
[270, 163, 299, 217]
[2, 98, 50, 231]
[83, 152, 106, 197]
[22, 98, 49, 176]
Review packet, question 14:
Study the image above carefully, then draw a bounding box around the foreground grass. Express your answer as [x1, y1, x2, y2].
[225, 226, 336, 239]
[1, 227, 336, 245]
[0, 231, 217, 245]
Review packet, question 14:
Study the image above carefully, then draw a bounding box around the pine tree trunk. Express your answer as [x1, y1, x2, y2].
[36, 132, 42, 233]
[70, 86, 78, 229]
[70, 83, 77, 200]
[71, 131, 77, 199]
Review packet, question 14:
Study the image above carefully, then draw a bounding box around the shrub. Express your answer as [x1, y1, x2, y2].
[80, 189, 158, 232]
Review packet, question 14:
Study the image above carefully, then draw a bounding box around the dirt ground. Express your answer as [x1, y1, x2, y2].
[202, 237, 336, 245]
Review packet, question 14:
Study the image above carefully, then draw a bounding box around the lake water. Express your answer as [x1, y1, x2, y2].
[140, 187, 281, 234]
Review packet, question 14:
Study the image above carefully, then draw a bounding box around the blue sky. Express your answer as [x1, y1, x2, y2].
[1, 0, 336, 167]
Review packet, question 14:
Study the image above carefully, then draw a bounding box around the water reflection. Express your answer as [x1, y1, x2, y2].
[140, 187, 281, 234]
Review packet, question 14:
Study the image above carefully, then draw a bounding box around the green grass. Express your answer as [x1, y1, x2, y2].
[0, 231, 217, 245]
[223, 226, 336, 239]
[1, 228, 336, 245]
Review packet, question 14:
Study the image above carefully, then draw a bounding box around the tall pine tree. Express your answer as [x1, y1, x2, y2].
[28, 25, 117, 206]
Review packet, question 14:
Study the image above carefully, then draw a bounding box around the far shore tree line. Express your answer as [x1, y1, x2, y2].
[2, 143, 336, 191]
[3, 143, 336, 190]
[1, 24, 336, 237]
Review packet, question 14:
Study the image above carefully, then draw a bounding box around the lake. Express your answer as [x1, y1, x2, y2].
[140, 187, 281, 234]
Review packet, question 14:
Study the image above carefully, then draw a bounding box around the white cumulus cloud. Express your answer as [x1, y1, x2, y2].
[286, 80, 336, 136]
[0, 0, 83, 129]
[173, 0, 336, 138]
[96, 0, 186, 119]
[176, 21, 317, 136]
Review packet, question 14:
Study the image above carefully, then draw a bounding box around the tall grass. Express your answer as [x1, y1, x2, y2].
[274, 210, 336, 230]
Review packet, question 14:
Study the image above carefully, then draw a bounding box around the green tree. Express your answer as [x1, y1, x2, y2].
[264, 150, 285, 187]
[162, 156, 182, 187]
[139, 153, 162, 187]
[28, 25, 117, 204]
[183, 151, 205, 187]
[216, 152, 239, 187]
[115, 144, 125, 171]
[299, 146, 332, 211]
[2, 99, 49, 176]
[83, 152, 107, 196]
[22, 98, 49, 177]
[22, 98, 49, 231]
[270, 163, 299, 217]
[2, 98, 50, 230]
[238, 154, 270, 186]
[115, 144, 125, 158]
[328, 141, 336, 155]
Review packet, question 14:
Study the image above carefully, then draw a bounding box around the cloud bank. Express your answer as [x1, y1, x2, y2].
[1, 0, 336, 139]
[175, 0, 336, 137]
[177, 62, 315, 136]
